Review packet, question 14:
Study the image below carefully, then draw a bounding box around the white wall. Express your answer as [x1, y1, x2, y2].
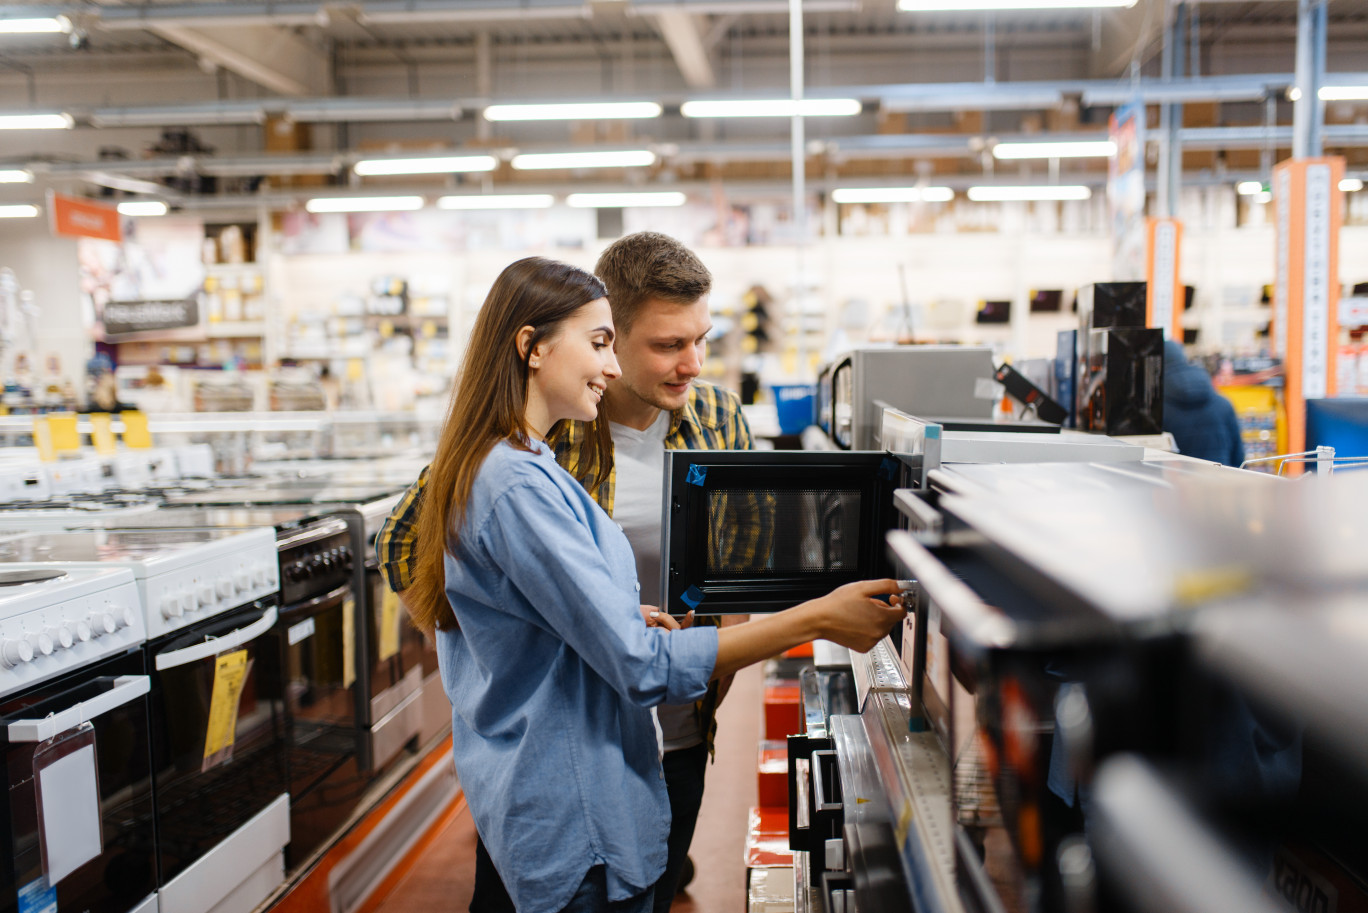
[0, 220, 90, 393]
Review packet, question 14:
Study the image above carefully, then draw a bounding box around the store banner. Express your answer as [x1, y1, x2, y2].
[1272, 156, 1344, 458]
[101, 296, 200, 337]
[48, 191, 122, 243]
[1108, 98, 1147, 282]
[1145, 217, 1183, 340]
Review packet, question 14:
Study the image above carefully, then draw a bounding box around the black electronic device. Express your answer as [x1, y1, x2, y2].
[994, 362, 1068, 424]
[975, 300, 1012, 324]
[1030, 289, 1063, 312]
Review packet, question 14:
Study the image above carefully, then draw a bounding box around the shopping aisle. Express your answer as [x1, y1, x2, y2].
[369, 663, 763, 912]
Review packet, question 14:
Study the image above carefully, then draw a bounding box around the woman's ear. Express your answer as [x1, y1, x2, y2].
[515, 325, 536, 362]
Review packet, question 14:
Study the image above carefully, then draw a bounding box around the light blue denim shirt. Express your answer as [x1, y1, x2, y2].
[437, 439, 719, 913]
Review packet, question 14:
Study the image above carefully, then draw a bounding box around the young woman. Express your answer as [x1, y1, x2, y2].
[407, 256, 904, 913]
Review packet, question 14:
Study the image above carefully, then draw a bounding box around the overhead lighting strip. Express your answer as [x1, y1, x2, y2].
[484, 102, 662, 121]
[354, 155, 498, 176]
[511, 150, 656, 170]
[0, 170, 33, 183]
[117, 201, 169, 217]
[900, 0, 1135, 9]
[0, 17, 70, 34]
[681, 99, 861, 118]
[0, 113, 73, 130]
[0, 205, 40, 218]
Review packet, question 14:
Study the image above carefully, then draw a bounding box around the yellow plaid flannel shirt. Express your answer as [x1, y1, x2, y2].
[376, 380, 763, 754]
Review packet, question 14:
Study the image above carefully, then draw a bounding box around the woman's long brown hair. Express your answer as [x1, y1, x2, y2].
[407, 257, 609, 632]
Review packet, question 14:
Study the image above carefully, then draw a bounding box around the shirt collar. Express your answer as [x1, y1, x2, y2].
[669, 387, 703, 437]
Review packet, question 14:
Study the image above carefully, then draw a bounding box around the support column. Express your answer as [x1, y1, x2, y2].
[1292, 0, 1328, 158]
[789, 0, 808, 371]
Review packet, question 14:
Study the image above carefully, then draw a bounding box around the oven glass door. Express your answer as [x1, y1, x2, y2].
[0, 652, 155, 913]
[364, 561, 424, 702]
[148, 601, 288, 886]
[663, 451, 899, 615]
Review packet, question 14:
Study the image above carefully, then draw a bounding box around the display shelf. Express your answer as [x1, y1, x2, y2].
[207, 321, 267, 338]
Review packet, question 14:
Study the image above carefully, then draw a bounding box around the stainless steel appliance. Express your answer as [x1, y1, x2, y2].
[0, 527, 288, 913]
[816, 347, 996, 450]
[0, 565, 153, 913]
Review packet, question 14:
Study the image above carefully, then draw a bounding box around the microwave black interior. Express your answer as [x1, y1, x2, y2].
[662, 451, 899, 615]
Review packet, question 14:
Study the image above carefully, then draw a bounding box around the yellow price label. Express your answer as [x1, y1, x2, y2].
[89, 413, 118, 455]
[346, 358, 364, 382]
[32, 418, 56, 463]
[420, 320, 437, 339]
[379, 588, 401, 663]
[378, 320, 394, 338]
[342, 595, 356, 689]
[121, 410, 153, 449]
[48, 412, 80, 453]
[203, 649, 250, 769]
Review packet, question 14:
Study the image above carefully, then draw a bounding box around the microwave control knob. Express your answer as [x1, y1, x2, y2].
[74, 620, 92, 643]
[46, 625, 74, 650]
[88, 612, 117, 637]
[0, 638, 33, 667]
[161, 595, 184, 619]
[27, 633, 53, 657]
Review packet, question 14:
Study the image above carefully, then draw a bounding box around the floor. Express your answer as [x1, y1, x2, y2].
[371, 663, 764, 913]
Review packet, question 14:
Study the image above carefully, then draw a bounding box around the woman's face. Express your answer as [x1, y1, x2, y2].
[528, 297, 621, 424]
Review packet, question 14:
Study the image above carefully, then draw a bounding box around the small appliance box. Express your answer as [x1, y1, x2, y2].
[1077, 282, 1148, 332]
[1080, 327, 1165, 436]
[1054, 329, 1078, 428]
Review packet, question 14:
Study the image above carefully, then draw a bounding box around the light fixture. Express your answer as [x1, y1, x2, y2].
[1254, 191, 1273, 204]
[0, 113, 73, 130]
[1342, 179, 1364, 193]
[1319, 86, 1368, 102]
[0, 169, 32, 183]
[85, 172, 165, 195]
[511, 150, 656, 170]
[483, 102, 663, 121]
[354, 155, 498, 176]
[437, 194, 556, 210]
[831, 187, 954, 203]
[0, 205, 40, 219]
[305, 196, 425, 213]
[680, 99, 861, 118]
[967, 185, 1092, 201]
[0, 16, 70, 34]
[117, 201, 169, 217]
[992, 140, 1116, 159]
[899, 0, 1135, 9]
[1287, 87, 1303, 102]
[1236, 181, 1264, 195]
[566, 192, 687, 208]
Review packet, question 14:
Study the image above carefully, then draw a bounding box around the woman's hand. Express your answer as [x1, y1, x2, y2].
[641, 605, 683, 631]
[806, 579, 905, 653]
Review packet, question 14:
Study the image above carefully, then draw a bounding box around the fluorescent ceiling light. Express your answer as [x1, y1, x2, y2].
[967, 185, 1092, 201]
[1236, 181, 1264, 195]
[1341, 179, 1364, 193]
[566, 192, 687, 208]
[85, 171, 164, 195]
[681, 99, 861, 118]
[305, 196, 425, 213]
[992, 140, 1116, 159]
[511, 150, 656, 170]
[831, 187, 954, 203]
[437, 194, 555, 210]
[1319, 86, 1368, 102]
[0, 16, 70, 34]
[0, 205, 40, 219]
[484, 102, 662, 121]
[1254, 191, 1273, 204]
[900, 0, 1135, 9]
[0, 113, 73, 130]
[0, 169, 32, 183]
[354, 155, 498, 176]
[117, 201, 168, 217]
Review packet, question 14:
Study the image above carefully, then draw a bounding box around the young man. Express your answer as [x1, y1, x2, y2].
[376, 231, 759, 913]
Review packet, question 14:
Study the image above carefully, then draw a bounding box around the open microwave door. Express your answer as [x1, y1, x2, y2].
[661, 450, 899, 615]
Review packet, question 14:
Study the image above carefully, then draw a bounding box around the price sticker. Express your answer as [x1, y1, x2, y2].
[202, 649, 250, 771]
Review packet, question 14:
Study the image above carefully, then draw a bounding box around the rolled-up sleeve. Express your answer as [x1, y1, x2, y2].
[475, 477, 718, 707]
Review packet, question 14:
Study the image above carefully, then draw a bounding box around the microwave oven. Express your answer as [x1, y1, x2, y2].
[816, 347, 996, 450]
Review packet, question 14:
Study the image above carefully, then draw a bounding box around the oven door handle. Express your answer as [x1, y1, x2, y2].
[155, 606, 279, 671]
[8, 675, 150, 743]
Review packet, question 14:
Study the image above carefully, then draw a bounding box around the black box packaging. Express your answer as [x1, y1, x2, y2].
[1077, 282, 1148, 332]
[1056, 329, 1078, 428]
[1080, 327, 1165, 436]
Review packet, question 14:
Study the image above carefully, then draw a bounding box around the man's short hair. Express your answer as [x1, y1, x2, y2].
[594, 232, 712, 335]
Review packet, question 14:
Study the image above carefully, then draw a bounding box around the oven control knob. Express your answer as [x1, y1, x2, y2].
[0, 638, 33, 667]
[88, 612, 117, 637]
[74, 620, 91, 643]
[161, 595, 184, 619]
[198, 584, 216, 607]
[46, 625, 74, 650]
[234, 570, 251, 593]
[179, 590, 195, 614]
[27, 633, 53, 657]
[255, 564, 271, 587]
[216, 577, 234, 599]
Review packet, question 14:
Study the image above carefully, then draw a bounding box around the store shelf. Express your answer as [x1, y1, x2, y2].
[208, 321, 267, 338]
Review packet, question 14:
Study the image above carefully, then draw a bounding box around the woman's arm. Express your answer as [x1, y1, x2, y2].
[711, 580, 904, 681]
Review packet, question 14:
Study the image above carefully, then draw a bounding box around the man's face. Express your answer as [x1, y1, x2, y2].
[613, 295, 712, 414]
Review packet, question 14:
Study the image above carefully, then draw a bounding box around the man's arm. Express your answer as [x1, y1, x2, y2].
[377, 466, 428, 596]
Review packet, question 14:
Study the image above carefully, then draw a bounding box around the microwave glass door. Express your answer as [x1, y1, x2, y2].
[662, 451, 899, 614]
[832, 362, 855, 449]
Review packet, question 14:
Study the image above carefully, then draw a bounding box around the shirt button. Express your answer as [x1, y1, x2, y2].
[634, 582, 641, 592]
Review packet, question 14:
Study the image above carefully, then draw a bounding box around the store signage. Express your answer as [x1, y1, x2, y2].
[1145, 218, 1182, 340]
[48, 191, 122, 243]
[1302, 164, 1332, 400]
[102, 296, 200, 337]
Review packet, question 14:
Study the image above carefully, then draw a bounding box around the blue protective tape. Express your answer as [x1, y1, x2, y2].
[686, 464, 707, 487]
[18, 877, 55, 913]
[879, 457, 897, 481]
[681, 586, 704, 609]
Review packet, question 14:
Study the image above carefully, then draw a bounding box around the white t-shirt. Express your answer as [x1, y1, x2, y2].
[611, 412, 704, 751]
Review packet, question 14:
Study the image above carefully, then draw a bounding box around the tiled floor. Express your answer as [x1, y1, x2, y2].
[370, 663, 763, 912]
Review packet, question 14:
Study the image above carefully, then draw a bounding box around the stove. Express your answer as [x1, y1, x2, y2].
[0, 461, 161, 529]
[0, 528, 279, 640]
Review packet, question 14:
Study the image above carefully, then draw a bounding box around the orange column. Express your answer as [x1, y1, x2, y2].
[1146, 217, 1184, 340]
[1273, 157, 1345, 456]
